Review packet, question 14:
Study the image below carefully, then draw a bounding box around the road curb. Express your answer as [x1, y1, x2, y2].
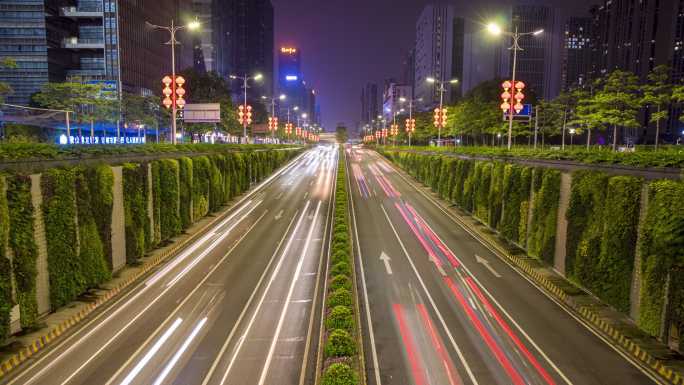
[383, 153, 684, 385]
[0, 153, 302, 381]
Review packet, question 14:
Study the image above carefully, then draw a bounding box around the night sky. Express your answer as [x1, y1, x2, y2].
[271, 0, 596, 132]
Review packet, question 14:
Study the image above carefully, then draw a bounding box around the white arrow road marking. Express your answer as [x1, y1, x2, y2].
[276, 192, 283, 200]
[431, 255, 447, 276]
[380, 252, 393, 275]
[475, 254, 501, 278]
[275, 210, 284, 221]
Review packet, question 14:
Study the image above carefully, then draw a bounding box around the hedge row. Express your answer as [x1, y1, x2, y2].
[381, 148, 684, 344]
[0, 148, 300, 341]
[321, 147, 359, 385]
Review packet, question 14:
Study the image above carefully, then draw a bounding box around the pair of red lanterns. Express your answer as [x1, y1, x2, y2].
[162, 75, 186, 109]
[500, 80, 525, 114]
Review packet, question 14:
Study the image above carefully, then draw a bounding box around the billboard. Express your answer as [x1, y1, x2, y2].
[183, 103, 221, 123]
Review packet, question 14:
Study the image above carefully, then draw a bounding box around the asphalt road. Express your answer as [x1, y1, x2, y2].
[348, 146, 657, 385]
[2, 145, 337, 385]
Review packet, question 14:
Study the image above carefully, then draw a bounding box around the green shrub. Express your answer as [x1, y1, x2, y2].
[488, 162, 505, 229]
[0, 176, 12, 338]
[330, 274, 351, 291]
[473, 162, 492, 223]
[327, 288, 353, 308]
[321, 363, 358, 385]
[150, 162, 161, 248]
[325, 329, 356, 358]
[7, 175, 37, 327]
[500, 165, 532, 243]
[42, 168, 80, 309]
[330, 261, 351, 276]
[326, 305, 354, 331]
[192, 156, 211, 220]
[638, 180, 684, 336]
[85, 165, 113, 265]
[157, 159, 181, 241]
[122, 163, 149, 263]
[75, 169, 111, 288]
[528, 169, 561, 264]
[332, 250, 349, 265]
[178, 157, 193, 228]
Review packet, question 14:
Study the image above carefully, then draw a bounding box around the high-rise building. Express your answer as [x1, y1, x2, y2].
[413, 5, 465, 108]
[0, 0, 191, 105]
[400, 48, 415, 97]
[225, 0, 274, 98]
[360, 83, 379, 126]
[561, 17, 592, 90]
[191, 0, 215, 73]
[499, 4, 563, 100]
[382, 83, 412, 121]
[588, 0, 683, 143]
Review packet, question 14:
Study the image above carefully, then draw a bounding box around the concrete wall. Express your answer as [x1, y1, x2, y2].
[111, 166, 126, 271]
[553, 172, 572, 275]
[29, 174, 50, 316]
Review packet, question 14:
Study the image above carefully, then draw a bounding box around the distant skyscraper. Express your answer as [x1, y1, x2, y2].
[500, 4, 562, 100]
[462, 19, 502, 95]
[382, 83, 412, 121]
[226, 0, 274, 98]
[191, 0, 215, 73]
[361, 83, 379, 126]
[561, 17, 592, 90]
[413, 5, 460, 109]
[400, 49, 416, 97]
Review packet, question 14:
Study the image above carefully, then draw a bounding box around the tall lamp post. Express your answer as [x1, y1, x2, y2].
[230, 73, 263, 142]
[262, 94, 286, 140]
[146, 19, 200, 145]
[399, 97, 422, 147]
[426, 77, 458, 146]
[487, 22, 543, 150]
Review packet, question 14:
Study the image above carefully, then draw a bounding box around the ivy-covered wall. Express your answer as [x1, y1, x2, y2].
[381, 148, 684, 350]
[0, 148, 300, 343]
[7, 175, 38, 328]
[638, 180, 684, 337]
[0, 176, 11, 339]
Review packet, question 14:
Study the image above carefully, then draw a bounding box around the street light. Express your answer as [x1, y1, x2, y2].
[400, 97, 422, 147]
[230, 73, 263, 142]
[426, 77, 458, 146]
[487, 21, 543, 150]
[262, 94, 286, 139]
[147, 18, 201, 144]
[569, 128, 576, 146]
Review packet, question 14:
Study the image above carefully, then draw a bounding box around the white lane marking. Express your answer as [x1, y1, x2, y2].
[275, 209, 284, 221]
[8, 150, 308, 385]
[119, 318, 183, 385]
[100, 211, 268, 385]
[200, 213, 299, 385]
[349, 173, 382, 385]
[258, 201, 322, 385]
[380, 155, 579, 385]
[380, 252, 393, 275]
[218, 201, 312, 385]
[380, 204, 480, 385]
[151, 317, 208, 385]
[475, 255, 502, 278]
[146, 201, 253, 287]
[165, 202, 262, 288]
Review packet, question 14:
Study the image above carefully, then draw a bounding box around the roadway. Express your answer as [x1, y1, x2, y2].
[2, 145, 337, 385]
[348, 146, 656, 385]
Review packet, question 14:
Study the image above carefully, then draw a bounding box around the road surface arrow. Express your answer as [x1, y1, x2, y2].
[275, 210, 283, 221]
[475, 255, 501, 278]
[380, 252, 393, 275]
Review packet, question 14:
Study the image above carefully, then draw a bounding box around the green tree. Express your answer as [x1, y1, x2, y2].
[0, 58, 16, 102]
[591, 70, 641, 150]
[32, 81, 112, 141]
[179, 68, 240, 136]
[641, 65, 673, 149]
[536, 99, 563, 146]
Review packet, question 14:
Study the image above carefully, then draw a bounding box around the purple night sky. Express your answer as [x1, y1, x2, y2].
[271, 0, 595, 133]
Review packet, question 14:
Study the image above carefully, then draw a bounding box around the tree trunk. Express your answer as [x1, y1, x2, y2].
[655, 105, 661, 150]
[586, 128, 591, 150]
[612, 124, 618, 151]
